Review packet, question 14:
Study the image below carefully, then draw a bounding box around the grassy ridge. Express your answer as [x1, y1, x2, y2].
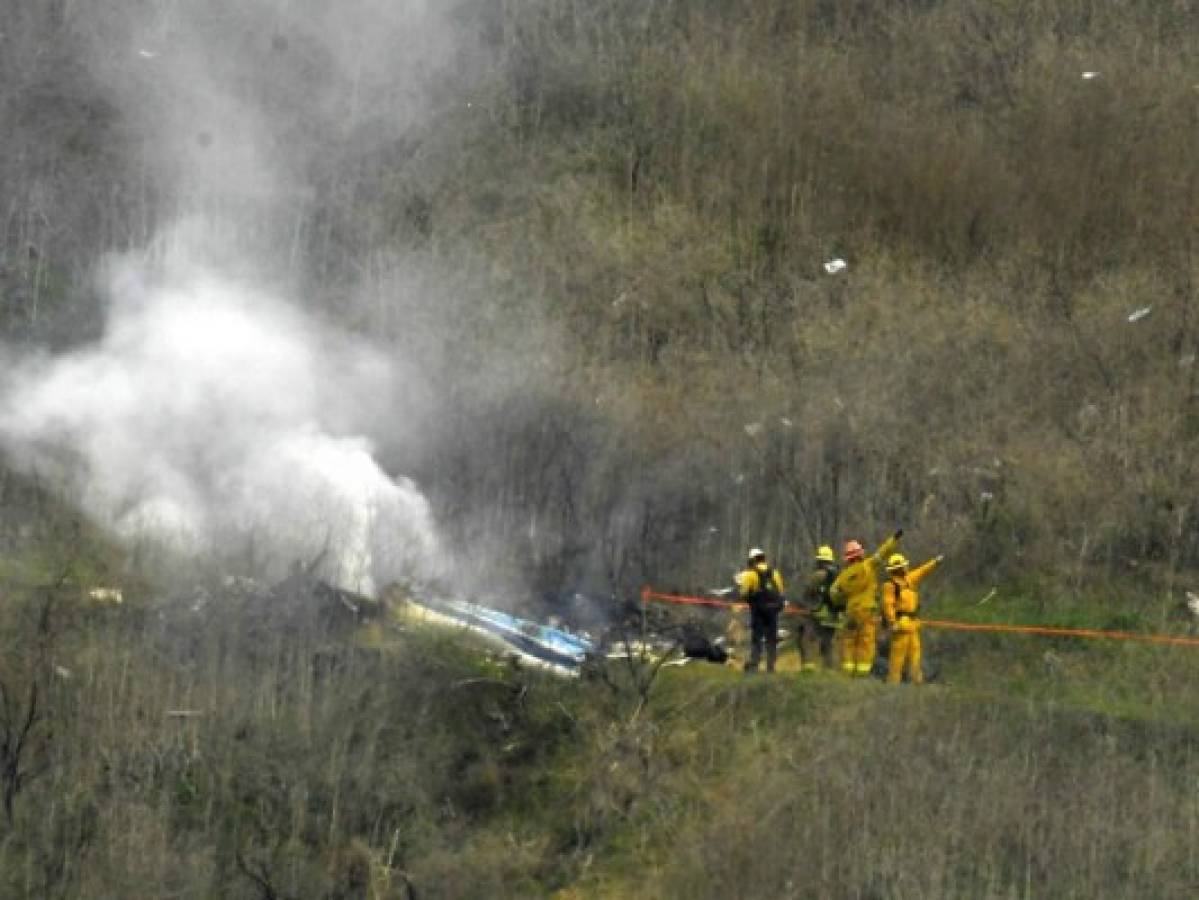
[1, 557, 1196, 897]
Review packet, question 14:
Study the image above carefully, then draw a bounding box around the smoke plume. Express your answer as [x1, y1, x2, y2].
[0, 227, 439, 593]
[0, 1, 488, 591]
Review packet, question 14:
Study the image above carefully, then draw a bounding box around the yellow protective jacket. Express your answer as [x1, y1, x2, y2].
[738, 564, 785, 604]
[882, 558, 940, 631]
[829, 534, 899, 616]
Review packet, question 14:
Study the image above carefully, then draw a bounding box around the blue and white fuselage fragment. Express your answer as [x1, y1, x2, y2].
[412, 597, 594, 674]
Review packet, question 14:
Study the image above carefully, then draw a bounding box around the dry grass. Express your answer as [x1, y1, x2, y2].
[657, 688, 1199, 899]
[4, 0, 1199, 597]
[0, 575, 1196, 897]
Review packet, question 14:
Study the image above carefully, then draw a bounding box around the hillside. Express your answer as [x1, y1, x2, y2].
[2, 1, 1199, 897]
[0, 567, 1195, 898]
[2, 0, 1196, 598]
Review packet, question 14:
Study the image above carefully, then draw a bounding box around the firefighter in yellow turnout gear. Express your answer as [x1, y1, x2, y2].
[738, 548, 786, 673]
[797, 545, 841, 670]
[882, 552, 943, 684]
[830, 531, 902, 676]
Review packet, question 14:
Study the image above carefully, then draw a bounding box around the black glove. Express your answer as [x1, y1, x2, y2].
[893, 528, 904, 540]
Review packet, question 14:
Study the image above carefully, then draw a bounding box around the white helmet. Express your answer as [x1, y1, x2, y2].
[748, 547, 766, 561]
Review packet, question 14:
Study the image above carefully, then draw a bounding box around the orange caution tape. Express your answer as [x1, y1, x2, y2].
[640, 587, 1199, 649]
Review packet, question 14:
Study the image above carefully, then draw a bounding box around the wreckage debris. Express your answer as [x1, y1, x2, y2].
[87, 587, 124, 604]
[404, 596, 595, 674]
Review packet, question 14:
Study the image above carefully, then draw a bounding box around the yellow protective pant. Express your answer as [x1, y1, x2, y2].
[840, 608, 878, 676]
[887, 626, 923, 684]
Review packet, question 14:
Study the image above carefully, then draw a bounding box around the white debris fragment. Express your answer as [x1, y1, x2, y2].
[1081, 71, 1100, 80]
[1127, 306, 1152, 323]
[980, 491, 994, 503]
[138, 49, 159, 59]
[1179, 353, 1195, 368]
[1186, 591, 1199, 619]
[54, 665, 72, 680]
[779, 417, 793, 428]
[823, 258, 848, 275]
[743, 422, 763, 438]
[87, 587, 124, 604]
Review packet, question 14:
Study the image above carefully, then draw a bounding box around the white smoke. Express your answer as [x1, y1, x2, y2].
[0, 1, 482, 594]
[0, 231, 439, 594]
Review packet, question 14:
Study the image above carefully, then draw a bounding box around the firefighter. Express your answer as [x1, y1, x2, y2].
[797, 544, 841, 671]
[881, 552, 943, 684]
[738, 548, 786, 673]
[830, 530, 902, 676]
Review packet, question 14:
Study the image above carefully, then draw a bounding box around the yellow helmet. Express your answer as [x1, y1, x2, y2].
[887, 553, 909, 571]
[815, 545, 835, 563]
